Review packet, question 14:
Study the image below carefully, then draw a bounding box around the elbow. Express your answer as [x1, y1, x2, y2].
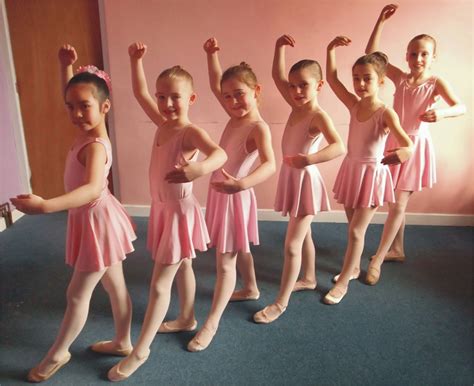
[338, 142, 347, 157]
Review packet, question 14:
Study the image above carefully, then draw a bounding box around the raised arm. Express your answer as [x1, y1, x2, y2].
[58, 44, 77, 93]
[128, 42, 166, 126]
[326, 36, 358, 110]
[203, 37, 230, 113]
[272, 34, 296, 106]
[419, 77, 466, 122]
[11, 143, 107, 214]
[365, 4, 403, 83]
[381, 108, 414, 165]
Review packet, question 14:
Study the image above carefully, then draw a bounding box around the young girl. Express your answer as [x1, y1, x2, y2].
[106, 42, 226, 381]
[185, 37, 276, 351]
[11, 44, 137, 382]
[364, 4, 466, 284]
[325, 36, 413, 304]
[253, 34, 345, 323]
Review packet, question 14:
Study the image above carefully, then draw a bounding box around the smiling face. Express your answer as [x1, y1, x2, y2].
[65, 83, 109, 132]
[406, 38, 436, 75]
[155, 77, 195, 120]
[352, 63, 382, 98]
[288, 68, 321, 106]
[220, 78, 259, 118]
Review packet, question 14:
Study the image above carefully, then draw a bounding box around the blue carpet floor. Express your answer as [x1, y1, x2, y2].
[0, 212, 472, 385]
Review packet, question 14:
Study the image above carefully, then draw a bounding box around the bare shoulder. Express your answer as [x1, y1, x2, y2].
[382, 106, 399, 124]
[310, 108, 334, 133]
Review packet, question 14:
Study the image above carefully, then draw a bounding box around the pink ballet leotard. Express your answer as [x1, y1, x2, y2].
[206, 121, 260, 254]
[147, 127, 209, 264]
[274, 114, 330, 217]
[386, 75, 438, 191]
[64, 136, 136, 272]
[333, 105, 395, 208]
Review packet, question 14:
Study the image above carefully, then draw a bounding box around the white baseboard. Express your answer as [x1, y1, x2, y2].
[124, 205, 474, 227]
[0, 209, 25, 232]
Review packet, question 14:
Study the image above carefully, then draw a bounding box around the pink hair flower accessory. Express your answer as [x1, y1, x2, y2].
[76, 65, 112, 93]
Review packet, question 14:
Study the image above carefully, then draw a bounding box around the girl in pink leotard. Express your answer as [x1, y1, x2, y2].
[185, 37, 276, 351]
[253, 34, 345, 323]
[364, 4, 466, 284]
[325, 36, 413, 305]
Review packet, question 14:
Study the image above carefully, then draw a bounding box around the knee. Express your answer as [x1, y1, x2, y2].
[216, 259, 236, 276]
[348, 227, 365, 244]
[284, 244, 300, 259]
[66, 287, 88, 307]
[389, 201, 407, 217]
[148, 281, 171, 300]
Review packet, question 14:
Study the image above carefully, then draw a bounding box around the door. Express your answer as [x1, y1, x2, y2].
[6, 0, 106, 198]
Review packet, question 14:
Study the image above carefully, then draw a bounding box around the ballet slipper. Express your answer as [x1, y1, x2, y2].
[229, 289, 260, 302]
[107, 351, 150, 382]
[158, 319, 198, 333]
[187, 325, 217, 352]
[90, 341, 133, 356]
[323, 285, 348, 305]
[292, 280, 317, 292]
[332, 269, 360, 283]
[253, 303, 287, 324]
[27, 352, 71, 383]
[366, 263, 381, 285]
[369, 253, 406, 263]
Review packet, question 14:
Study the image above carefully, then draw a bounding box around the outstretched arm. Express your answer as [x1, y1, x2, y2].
[285, 111, 345, 168]
[419, 78, 466, 122]
[203, 37, 229, 113]
[365, 4, 403, 83]
[58, 44, 77, 93]
[128, 42, 166, 127]
[382, 108, 413, 165]
[11, 143, 107, 214]
[326, 36, 358, 110]
[272, 34, 296, 106]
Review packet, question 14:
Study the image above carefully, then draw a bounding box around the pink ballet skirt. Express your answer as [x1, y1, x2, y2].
[64, 137, 136, 272]
[206, 121, 261, 253]
[333, 105, 395, 208]
[387, 75, 438, 191]
[274, 115, 330, 217]
[147, 128, 209, 264]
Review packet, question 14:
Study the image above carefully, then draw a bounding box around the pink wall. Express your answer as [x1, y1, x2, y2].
[102, 0, 473, 215]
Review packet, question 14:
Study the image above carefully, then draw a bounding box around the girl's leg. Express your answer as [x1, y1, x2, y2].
[230, 251, 260, 301]
[293, 226, 317, 291]
[91, 262, 132, 354]
[385, 192, 411, 259]
[30, 269, 104, 377]
[324, 207, 377, 304]
[367, 191, 412, 284]
[188, 251, 237, 351]
[254, 215, 313, 323]
[108, 260, 182, 381]
[158, 259, 197, 332]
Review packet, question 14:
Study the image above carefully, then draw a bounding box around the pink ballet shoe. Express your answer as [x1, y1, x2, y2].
[370, 253, 406, 263]
[323, 285, 348, 305]
[332, 269, 360, 283]
[229, 290, 260, 302]
[27, 352, 71, 383]
[253, 303, 287, 324]
[187, 326, 217, 352]
[366, 263, 381, 285]
[292, 280, 317, 292]
[90, 341, 133, 356]
[158, 319, 197, 333]
[107, 351, 150, 382]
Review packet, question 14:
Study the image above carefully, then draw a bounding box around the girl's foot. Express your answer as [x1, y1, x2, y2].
[230, 289, 260, 302]
[366, 261, 382, 285]
[107, 350, 150, 382]
[27, 352, 71, 382]
[384, 250, 406, 262]
[187, 325, 217, 352]
[323, 285, 348, 305]
[90, 340, 133, 356]
[253, 303, 287, 324]
[292, 280, 317, 292]
[332, 268, 360, 283]
[158, 319, 198, 333]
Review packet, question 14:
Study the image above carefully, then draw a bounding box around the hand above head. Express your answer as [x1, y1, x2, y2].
[276, 34, 295, 48]
[419, 109, 442, 122]
[58, 44, 78, 66]
[165, 161, 203, 183]
[328, 36, 352, 50]
[128, 42, 147, 59]
[210, 169, 244, 194]
[381, 147, 411, 165]
[203, 37, 220, 54]
[378, 4, 398, 22]
[283, 154, 309, 169]
[10, 194, 46, 215]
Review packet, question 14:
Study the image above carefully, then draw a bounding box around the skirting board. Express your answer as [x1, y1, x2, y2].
[124, 205, 474, 227]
